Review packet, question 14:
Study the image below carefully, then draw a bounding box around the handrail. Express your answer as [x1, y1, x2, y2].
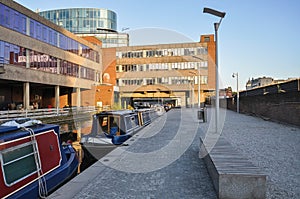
[0, 62, 5, 74]
[0, 106, 96, 122]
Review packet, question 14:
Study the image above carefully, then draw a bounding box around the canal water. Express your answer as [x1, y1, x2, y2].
[58, 119, 115, 173]
[59, 119, 93, 143]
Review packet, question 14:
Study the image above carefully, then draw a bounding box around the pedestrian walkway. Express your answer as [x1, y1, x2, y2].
[50, 108, 217, 199]
[50, 108, 300, 199]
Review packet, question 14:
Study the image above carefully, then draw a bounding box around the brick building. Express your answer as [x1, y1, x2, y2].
[110, 34, 216, 108]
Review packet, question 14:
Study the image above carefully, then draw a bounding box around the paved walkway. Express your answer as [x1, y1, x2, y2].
[50, 108, 217, 199]
[50, 108, 300, 199]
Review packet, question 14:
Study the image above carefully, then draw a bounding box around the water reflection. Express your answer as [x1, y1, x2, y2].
[59, 119, 114, 173]
[59, 119, 94, 173]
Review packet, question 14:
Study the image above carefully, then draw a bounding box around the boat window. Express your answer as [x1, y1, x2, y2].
[0, 141, 40, 186]
[125, 117, 132, 130]
[109, 116, 120, 135]
[101, 117, 108, 126]
[143, 112, 151, 123]
[131, 116, 138, 127]
[99, 116, 108, 133]
[125, 116, 138, 131]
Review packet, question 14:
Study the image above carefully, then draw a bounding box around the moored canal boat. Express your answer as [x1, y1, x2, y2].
[0, 118, 79, 199]
[80, 108, 163, 161]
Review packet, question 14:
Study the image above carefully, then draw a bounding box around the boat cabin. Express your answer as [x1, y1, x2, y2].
[91, 110, 141, 138]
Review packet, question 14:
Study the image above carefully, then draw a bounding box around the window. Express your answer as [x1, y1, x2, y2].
[4, 7, 10, 27]
[125, 116, 138, 131]
[109, 116, 120, 135]
[201, 61, 208, 68]
[99, 116, 108, 134]
[201, 76, 208, 84]
[1, 142, 40, 186]
[204, 36, 210, 42]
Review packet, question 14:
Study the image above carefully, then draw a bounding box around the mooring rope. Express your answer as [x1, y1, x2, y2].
[23, 127, 48, 198]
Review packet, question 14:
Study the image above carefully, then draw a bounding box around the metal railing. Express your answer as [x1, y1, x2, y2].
[0, 106, 96, 122]
[0, 62, 5, 74]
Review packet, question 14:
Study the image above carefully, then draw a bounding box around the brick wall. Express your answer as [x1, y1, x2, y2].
[227, 92, 300, 127]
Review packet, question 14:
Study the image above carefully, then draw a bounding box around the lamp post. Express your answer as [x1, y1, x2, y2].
[232, 72, 239, 113]
[192, 56, 205, 109]
[156, 88, 161, 105]
[189, 72, 196, 108]
[203, 7, 226, 133]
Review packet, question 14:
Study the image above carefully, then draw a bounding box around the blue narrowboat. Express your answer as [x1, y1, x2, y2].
[82, 109, 160, 145]
[80, 108, 163, 161]
[0, 118, 79, 199]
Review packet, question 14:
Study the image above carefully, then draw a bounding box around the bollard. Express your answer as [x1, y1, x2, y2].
[198, 108, 206, 122]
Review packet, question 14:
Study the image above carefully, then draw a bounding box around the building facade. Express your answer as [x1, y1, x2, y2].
[246, 76, 274, 90]
[0, 0, 103, 110]
[112, 35, 216, 108]
[39, 8, 129, 48]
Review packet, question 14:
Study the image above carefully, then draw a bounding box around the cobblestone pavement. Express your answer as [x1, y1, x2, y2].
[51, 108, 299, 199]
[51, 108, 217, 199]
[199, 108, 300, 199]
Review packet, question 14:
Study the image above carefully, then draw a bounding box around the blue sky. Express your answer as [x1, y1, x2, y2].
[14, 0, 300, 90]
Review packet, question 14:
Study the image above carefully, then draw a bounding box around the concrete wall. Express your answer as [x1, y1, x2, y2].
[227, 92, 300, 127]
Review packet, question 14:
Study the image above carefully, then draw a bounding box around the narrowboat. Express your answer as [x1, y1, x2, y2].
[80, 108, 162, 161]
[0, 118, 79, 199]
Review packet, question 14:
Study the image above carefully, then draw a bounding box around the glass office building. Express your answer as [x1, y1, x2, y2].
[39, 8, 129, 48]
[39, 8, 117, 33]
[0, 0, 102, 110]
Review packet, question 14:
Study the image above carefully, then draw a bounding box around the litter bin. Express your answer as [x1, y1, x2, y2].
[198, 107, 207, 122]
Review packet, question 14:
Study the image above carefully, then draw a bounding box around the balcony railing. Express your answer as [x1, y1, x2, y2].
[0, 62, 5, 74]
[0, 106, 96, 123]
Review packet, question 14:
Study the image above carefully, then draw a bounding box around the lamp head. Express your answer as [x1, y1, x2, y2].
[203, 7, 226, 18]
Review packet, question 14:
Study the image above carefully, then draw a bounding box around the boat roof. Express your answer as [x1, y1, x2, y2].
[0, 123, 59, 142]
[95, 110, 136, 116]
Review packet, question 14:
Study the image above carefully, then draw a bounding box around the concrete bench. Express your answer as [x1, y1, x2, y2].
[199, 136, 267, 199]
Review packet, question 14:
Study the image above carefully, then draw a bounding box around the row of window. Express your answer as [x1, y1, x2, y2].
[0, 40, 97, 81]
[118, 76, 208, 86]
[80, 66, 95, 80]
[40, 8, 117, 22]
[116, 47, 208, 59]
[39, 8, 117, 33]
[116, 61, 208, 72]
[0, 3, 99, 63]
[0, 3, 26, 34]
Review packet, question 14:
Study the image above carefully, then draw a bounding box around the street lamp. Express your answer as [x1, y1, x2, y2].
[192, 56, 205, 109]
[232, 72, 239, 113]
[203, 7, 226, 133]
[189, 72, 196, 108]
[156, 88, 161, 105]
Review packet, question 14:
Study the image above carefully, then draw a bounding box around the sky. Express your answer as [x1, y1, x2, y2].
[14, 0, 300, 91]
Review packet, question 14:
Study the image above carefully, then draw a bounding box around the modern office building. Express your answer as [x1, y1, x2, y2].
[0, 0, 104, 110]
[39, 8, 129, 48]
[113, 34, 216, 108]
